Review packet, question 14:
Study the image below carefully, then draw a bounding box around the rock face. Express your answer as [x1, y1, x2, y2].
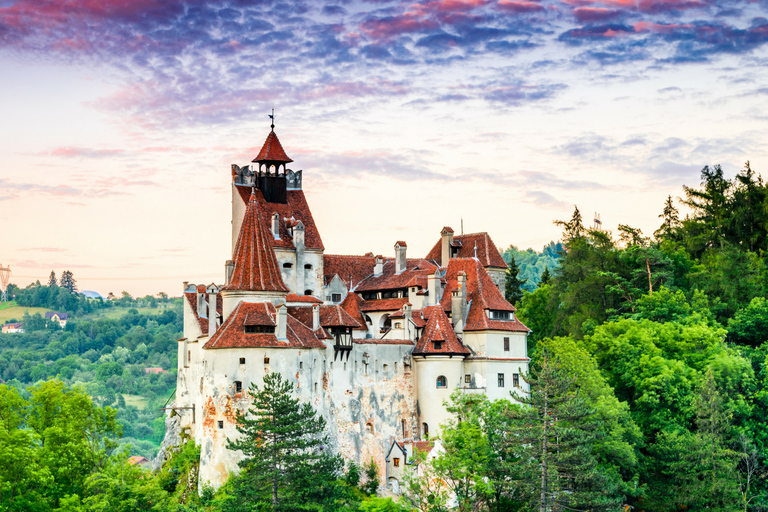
[152, 408, 182, 473]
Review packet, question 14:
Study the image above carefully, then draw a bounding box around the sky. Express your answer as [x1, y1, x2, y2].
[1, 0, 768, 297]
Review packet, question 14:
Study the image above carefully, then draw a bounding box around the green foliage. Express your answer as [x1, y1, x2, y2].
[226, 372, 343, 511]
[503, 255, 526, 306]
[728, 297, 768, 346]
[361, 459, 380, 496]
[502, 242, 562, 291]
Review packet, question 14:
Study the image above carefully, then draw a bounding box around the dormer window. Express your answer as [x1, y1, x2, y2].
[244, 325, 275, 333]
[433, 340, 443, 350]
[489, 310, 513, 321]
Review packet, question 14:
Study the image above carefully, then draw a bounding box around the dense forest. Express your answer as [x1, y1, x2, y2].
[2, 162, 768, 511]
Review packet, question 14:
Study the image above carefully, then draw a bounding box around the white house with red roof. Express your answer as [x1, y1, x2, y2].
[169, 123, 529, 492]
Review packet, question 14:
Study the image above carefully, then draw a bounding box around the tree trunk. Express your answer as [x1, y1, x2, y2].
[646, 257, 653, 295]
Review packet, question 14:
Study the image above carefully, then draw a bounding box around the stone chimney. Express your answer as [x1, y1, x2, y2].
[395, 242, 407, 274]
[208, 288, 218, 337]
[451, 271, 467, 333]
[441, 227, 454, 266]
[224, 260, 234, 285]
[374, 255, 384, 276]
[276, 304, 288, 340]
[428, 269, 440, 306]
[312, 304, 320, 331]
[403, 302, 413, 339]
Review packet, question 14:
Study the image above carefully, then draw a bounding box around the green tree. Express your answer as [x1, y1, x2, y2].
[60, 271, 78, 294]
[48, 271, 57, 288]
[507, 350, 626, 512]
[539, 266, 551, 286]
[504, 255, 526, 306]
[226, 372, 343, 511]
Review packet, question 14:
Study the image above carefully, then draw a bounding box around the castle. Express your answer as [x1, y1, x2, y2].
[173, 124, 530, 491]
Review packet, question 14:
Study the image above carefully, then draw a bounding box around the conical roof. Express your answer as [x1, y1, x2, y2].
[413, 306, 470, 356]
[224, 191, 289, 293]
[252, 130, 293, 164]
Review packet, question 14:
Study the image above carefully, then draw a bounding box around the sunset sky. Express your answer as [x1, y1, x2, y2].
[2, 0, 768, 297]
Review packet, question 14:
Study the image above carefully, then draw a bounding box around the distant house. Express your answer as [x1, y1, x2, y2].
[1, 323, 23, 334]
[144, 367, 167, 375]
[44, 312, 68, 328]
[128, 455, 150, 469]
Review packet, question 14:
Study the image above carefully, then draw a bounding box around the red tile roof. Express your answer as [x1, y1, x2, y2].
[413, 306, 470, 356]
[184, 292, 223, 334]
[224, 192, 290, 293]
[440, 259, 529, 333]
[286, 294, 323, 304]
[360, 297, 409, 312]
[323, 254, 376, 289]
[287, 305, 363, 329]
[252, 130, 293, 163]
[425, 232, 507, 268]
[204, 301, 326, 349]
[340, 292, 368, 328]
[355, 259, 439, 292]
[235, 186, 325, 251]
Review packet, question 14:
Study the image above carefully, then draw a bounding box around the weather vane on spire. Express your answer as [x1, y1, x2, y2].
[268, 108, 275, 131]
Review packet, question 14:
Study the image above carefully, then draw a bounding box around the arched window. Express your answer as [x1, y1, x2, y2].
[436, 375, 447, 388]
[304, 289, 313, 296]
[365, 315, 373, 325]
[283, 262, 293, 269]
[366, 421, 374, 434]
[234, 381, 242, 393]
[422, 422, 429, 438]
[304, 264, 312, 270]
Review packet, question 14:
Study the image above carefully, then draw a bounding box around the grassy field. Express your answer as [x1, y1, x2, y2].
[0, 306, 52, 324]
[123, 394, 149, 410]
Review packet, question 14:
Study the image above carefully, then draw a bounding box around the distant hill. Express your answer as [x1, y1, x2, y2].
[82, 290, 104, 300]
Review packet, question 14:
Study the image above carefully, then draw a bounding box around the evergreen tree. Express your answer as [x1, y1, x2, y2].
[654, 195, 681, 241]
[59, 270, 77, 294]
[540, 266, 551, 285]
[504, 255, 527, 305]
[47, 270, 57, 288]
[227, 372, 343, 511]
[507, 350, 625, 512]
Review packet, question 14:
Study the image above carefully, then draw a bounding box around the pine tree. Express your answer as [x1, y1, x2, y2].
[59, 270, 77, 294]
[540, 266, 552, 286]
[654, 195, 681, 241]
[504, 255, 527, 305]
[227, 372, 343, 511]
[507, 350, 624, 512]
[47, 271, 57, 288]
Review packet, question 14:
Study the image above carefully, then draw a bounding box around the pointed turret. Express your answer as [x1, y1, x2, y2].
[252, 130, 293, 169]
[223, 192, 289, 293]
[413, 306, 470, 356]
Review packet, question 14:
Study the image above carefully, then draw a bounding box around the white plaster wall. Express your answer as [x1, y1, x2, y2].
[412, 356, 463, 437]
[484, 330, 528, 359]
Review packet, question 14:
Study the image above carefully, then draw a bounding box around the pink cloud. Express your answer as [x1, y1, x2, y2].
[497, 0, 546, 13]
[634, 21, 696, 33]
[561, 0, 707, 14]
[573, 6, 622, 22]
[360, 14, 439, 40]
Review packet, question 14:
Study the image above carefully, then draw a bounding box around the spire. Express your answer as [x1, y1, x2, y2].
[252, 111, 293, 165]
[223, 192, 289, 293]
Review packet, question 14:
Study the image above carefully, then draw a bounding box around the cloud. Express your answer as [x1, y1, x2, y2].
[517, 171, 607, 190]
[572, 7, 623, 23]
[524, 190, 571, 208]
[497, 1, 546, 14]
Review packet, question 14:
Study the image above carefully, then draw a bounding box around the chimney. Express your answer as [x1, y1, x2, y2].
[312, 304, 320, 331]
[196, 287, 206, 317]
[276, 304, 288, 340]
[271, 213, 280, 239]
[395, 242, 407, 274]
[208, 290, 218, 337]
[374, 255, 384, 276]
[441, 227, 454, 266]
[451, 271, 467, 333]
[225, 260, 234, 285]
[183, 281, 189, 292]
[403, 302, 413, 339]
[428, 269, 440, 306]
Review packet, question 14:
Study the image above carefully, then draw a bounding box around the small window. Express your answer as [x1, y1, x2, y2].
[436, 375, 447, 388]
[383, 364, 388, 372]
[393, 458, 400, 467]
[283, 262, 293, 269]
[394, 362, 398, 372]
[433, 341, 443, 350]
[423, 423, 429, 437]
[264, 356, 270, 365]
[402, 419, 406, 437]
[394, 322, 402, 328]
[239, 357, 245, 365]
[188, 350, 191, 362]
[218, 420, 224, 429]
[513, 373, 520, 388]
[300, 362, 303, 369]
[304, 289, 313, 296]
[315, 383, 318, 393]
[366, 422, 374, 434]
[365, 315, 372, 324]
[498, 373, 505, 387]
[304, 264, 312, 270]
[332, 293, 341, 302]
[504, 337, 510, 352]
[245, 325, 275, 333]
[235, 381, 242, 393]
[465, 374, 471, 383]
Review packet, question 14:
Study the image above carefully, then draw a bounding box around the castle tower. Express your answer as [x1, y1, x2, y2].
[412, 306, 470, 438]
